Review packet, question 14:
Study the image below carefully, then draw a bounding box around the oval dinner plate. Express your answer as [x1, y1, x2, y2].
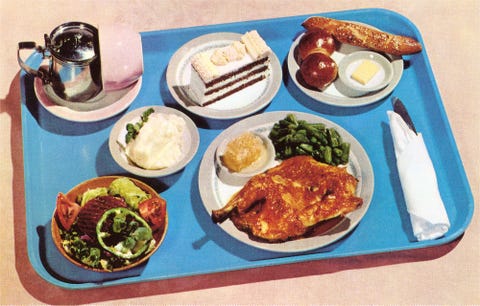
[198, 111, 374, 253]
[166, 32, 282, 119]
[287, 23, 404, 107]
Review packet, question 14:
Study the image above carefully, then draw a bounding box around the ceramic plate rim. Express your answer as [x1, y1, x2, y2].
[109, 106, 200, 177]
[34, 77, 142, 122]
[198, 111, 374, 253]
[166, 32, 282, 119]
[287, 25, 404, 107]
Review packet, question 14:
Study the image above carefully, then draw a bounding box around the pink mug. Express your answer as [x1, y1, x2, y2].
[99, 23, 144, 92]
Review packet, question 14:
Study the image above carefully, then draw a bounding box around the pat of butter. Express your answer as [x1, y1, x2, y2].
[351, 60, 380, 85]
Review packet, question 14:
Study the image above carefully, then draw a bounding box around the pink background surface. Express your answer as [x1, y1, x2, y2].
[1, 0, 479, 304]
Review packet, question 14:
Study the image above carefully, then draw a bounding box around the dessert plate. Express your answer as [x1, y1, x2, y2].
[198, 111, 374, 253]
[109, 106, 200, 177]
[34, 77, 142, 122]
[166, 32, 282, 119]
[287, 30, 403, 107]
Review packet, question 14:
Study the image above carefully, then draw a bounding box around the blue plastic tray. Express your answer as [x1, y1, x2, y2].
[20, 8, 473, 289]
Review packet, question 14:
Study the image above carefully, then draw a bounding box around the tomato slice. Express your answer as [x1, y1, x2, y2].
[138, 197, 166, 231]
[56, 193, 81, 230]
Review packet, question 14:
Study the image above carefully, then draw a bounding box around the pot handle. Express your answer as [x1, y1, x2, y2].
[17, 41, 50, 82]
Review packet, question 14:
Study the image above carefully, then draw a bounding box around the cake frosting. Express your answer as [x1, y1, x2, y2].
[189, 30, 272, 106]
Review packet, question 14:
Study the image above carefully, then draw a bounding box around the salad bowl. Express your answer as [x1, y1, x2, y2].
[51, 176, 168, 272]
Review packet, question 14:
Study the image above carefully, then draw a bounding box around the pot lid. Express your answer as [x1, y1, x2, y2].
[48, 22, 99, 62]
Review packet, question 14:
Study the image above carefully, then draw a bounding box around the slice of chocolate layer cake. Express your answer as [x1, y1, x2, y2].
[189, 30, 272, 106]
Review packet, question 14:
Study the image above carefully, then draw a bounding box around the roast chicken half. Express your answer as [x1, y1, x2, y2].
[211, 155, 363, 242]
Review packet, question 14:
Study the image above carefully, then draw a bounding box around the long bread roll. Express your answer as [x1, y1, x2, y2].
[302, 16, 422, 56]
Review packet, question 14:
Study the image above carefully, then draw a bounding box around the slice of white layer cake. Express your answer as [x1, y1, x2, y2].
[189, 30, 272, 106]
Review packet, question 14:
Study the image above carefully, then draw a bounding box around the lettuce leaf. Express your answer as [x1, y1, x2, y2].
[108, 177, 150, 209]
[79, 187, 108, 206]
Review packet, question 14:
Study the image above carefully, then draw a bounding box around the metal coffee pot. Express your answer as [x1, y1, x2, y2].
[18, 22, 103, 103]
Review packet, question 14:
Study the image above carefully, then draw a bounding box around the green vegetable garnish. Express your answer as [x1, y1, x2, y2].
[78, 187, 108, 206]
[61, 229, 103, 269]
[96, 207, 153, 259]
[125, 107, 155, 144]
[268, 114, 350, 166]
[109, 177, 150, 210]
[81, 247, 101, 267]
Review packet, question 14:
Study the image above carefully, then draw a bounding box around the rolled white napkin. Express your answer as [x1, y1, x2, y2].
[387, 111, 450, 241]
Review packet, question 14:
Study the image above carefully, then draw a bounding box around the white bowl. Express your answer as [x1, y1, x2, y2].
[99, 23, 144, 91]
[337, 51, 393, 97]
[109, 106, 200, 177]
[215, 133, 275, 186]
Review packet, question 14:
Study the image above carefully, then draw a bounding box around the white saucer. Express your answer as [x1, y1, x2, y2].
[33, 77, 142, 122]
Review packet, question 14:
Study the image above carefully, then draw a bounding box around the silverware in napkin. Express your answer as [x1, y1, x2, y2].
[388, 97, 450, 241]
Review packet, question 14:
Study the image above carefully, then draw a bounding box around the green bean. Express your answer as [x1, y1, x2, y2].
[333, 147, 343, 157]
[340, 143, 350, 164]
[316, 132, 328, 145]
[327, 128, 340, 147]
[268, 114, 350, 166]
[286, 113, 298, 124]
[323, 146, 332, 164]
[299, 143, 314, 153]
[292, 132, 309, 144]
[296, 146, 307, 155]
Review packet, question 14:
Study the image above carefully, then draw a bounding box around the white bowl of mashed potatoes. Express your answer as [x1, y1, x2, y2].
[109, 106, 200, 177]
